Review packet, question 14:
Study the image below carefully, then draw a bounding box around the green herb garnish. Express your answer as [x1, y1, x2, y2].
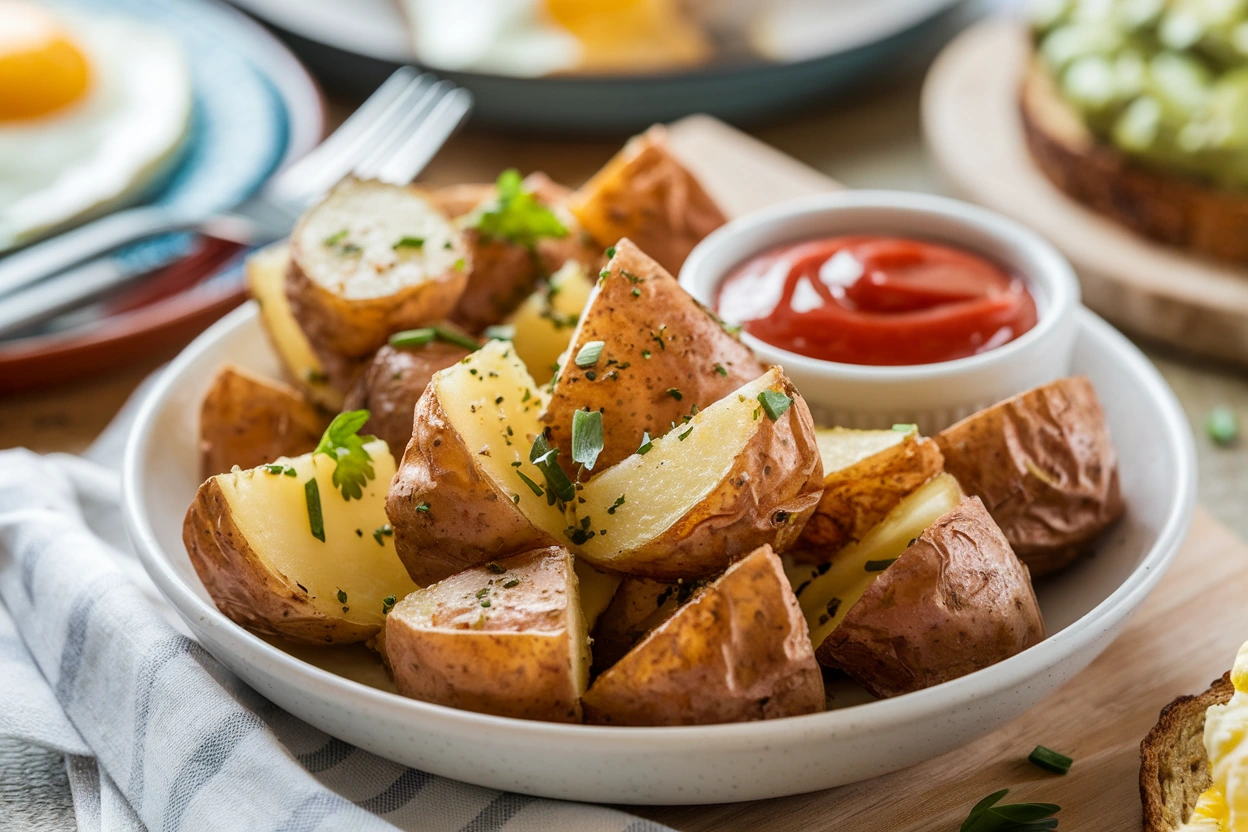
[382, 595, 396, 615]
[372, 524, 393, 545]
[323, 229, 348, 246]
[636, 432, 653, 456]
[304, 478, 325, 542]
[306, 369, 329, 385]
[575, 341, 605, 368]
[605, 246, 616, 259]
[529, 434, 575, 504]
[571, 410, 605, 471]
[475, 168, 567, 249]
[677, 426, 693, 442]
[336, 588, 348, 605]
[313, 410, 377, 500]
[892, 423, 918, 433]
[757, 390, 792, 421]
[389, 328, 435, 348]
[864, 558, 897, 572]
[1207, 406, 1238, 447]
[666, 388, 683, 401]
[516, 469, 544, 497]
[958, 789, 1060, 831]
[431, 325, 480, 350]
[714, 363, 728, 377]
[262, 464, 296, 476]
[393, 236, 425, 250]
[503, 578, 520, 589]
[1028, 746, 1073, 775]
[607, 494, 625, 515]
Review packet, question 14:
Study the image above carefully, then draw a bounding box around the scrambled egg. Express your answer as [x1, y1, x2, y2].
[1181, 642, 1248, 831]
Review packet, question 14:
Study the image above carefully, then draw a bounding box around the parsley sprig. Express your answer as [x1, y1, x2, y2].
[314, 410, 377, 501]
[959, 789, 1060, 831]
[475, 169, 567, 249]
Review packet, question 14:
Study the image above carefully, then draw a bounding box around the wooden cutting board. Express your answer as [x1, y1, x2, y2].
[922, 20, 1248, 367]
[647, 115, 1248, 831]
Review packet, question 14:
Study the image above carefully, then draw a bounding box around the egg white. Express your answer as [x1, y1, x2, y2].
[0, 9, 193, 251]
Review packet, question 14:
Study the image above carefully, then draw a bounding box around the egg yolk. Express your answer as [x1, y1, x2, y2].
[0, 0, 91, 122]
[543, 0, 709, 71]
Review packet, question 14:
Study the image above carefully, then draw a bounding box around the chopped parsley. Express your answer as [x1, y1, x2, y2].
[757, 390, 792, 421]
[666, 388, 683, 401]
[313, 410, 377, 500]
[605, 246, 616, 259]
[475, 168, 567, 249]
[372, 524, 394, 545]
[382, 595, 396, 615]
[607, 494, 625, 515]
[714, 363, 728, 377]
[516, 469, 544, 497]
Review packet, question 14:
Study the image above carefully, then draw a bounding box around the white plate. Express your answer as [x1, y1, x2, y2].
[121, 302, 1195, 805]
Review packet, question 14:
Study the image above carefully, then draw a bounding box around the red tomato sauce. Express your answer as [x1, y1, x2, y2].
[715, 236, 1037, 366]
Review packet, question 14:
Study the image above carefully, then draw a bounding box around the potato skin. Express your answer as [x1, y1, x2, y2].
[582, 545, 825, 725]
[542, 238, 764, 474]
[199, 364, 329, 480]
[386, 387, 557, 586]
[386, 547, 584, 723]
[569, 125, 726, 275]
[793, 435, 945, 562]
[589, 576, 685, 676]
[342, 343, 471, 456]
[935, 376, 1124, 577]
[816, 496, 1045, 698]
[182, 479, 375, 645]
[590, 374, 824, 580]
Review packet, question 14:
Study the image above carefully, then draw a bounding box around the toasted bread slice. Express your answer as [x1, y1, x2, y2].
[1140, 673, 1235, 831]
[1021, 56, 1248, 265]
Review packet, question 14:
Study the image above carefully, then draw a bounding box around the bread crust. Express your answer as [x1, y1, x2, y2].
[1140, 673, 1235, 832]
[1021, 57, 1248, 265]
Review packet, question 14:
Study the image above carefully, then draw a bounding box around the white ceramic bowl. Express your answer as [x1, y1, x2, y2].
[680, 190, 1081, 433]
[121, 301, 1194, 805]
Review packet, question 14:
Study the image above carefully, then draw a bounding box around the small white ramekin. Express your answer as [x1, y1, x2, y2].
[679, 190, 1081, 434]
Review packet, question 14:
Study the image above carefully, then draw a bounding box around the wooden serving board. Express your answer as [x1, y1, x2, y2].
[921, 20, 1248, 367]
[645, 115, 1248, 830]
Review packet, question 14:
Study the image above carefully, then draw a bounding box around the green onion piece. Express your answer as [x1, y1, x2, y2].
[864, 558, 897, 572]
[283, 466, 297, 477]
[636, 431, 653, 456]
[958, 788, 1060, 832]
[414, 503, 430, 514]
[1207, 406, 1238, 447]
[678, 426, 693, 442]
[605, 246, 616, 259]
[529, 434, 575, 503]
[516, 470, 544, 497]
[757, 390, 792, 421]
[575, 340, 605, 368]
[263, 464, 285, 475]
[393, 236, 425, 250]
[892, 423, 918, 433]
[389, 328, 436, 348]
[1028, 746, 1073, 775]
[484, 324, 515, 341]
[382, 595, 396, 615]
[571, 410, 604, 471]
[304, 479, 325, 542]
[430, 325, 481, 351]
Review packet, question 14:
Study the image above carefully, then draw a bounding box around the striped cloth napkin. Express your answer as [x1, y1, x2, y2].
[0, 385, 672, 832]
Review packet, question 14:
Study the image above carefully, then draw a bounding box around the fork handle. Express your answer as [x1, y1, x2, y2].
[0, 206, 200, 299]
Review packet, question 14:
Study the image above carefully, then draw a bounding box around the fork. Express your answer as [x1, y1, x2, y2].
[0, 68, 473, 337]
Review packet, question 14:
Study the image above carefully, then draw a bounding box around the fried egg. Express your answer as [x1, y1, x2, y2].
[0, 1, 192, 251]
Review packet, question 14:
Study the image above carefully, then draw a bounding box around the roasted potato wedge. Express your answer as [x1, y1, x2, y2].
[575, 558, 621, 633]
[245, 243, 342, 409]
[387, 339, 561, 585]
[790, 473, 1045, 698]
[569, 125, 726, 274]
[505, 260, 594, 384]
[287, 178, 468, 359]
[589, 576, 692, 676]
[541, 238, 764, 473]
[386, 546, 588, 722]
[934, 376, 1124, 577]
[792, 426, 945, 562]
[581, 545, 824, 726]
[183, 438, 417, 645]
[569, 366, 823, 580]
[342, 342, 472, 456]
[199, 364, 329, 480]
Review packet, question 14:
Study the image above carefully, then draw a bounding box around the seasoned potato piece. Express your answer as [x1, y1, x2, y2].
[542, 238, 764, 473]
[386, 547, 588, 722]
[287, 178, 468, 359]
[569, 125, 726, 274]
[570, 367, 823, 579]
[574, 558, 621, 633]
[342, 342, 472, 456]
[387, 340, 560, 585]
[590, 576, 689, 676]
[245, 243, 342, 409]
[199, 364, 328, 480]
[792, 427, 945, 562]
[581, 545, 824, 725]
[816, 495, 1045, 699]
[506, 260, 594, 384]
[182, 438, 417, 645]
[934, 376, 1124, 577]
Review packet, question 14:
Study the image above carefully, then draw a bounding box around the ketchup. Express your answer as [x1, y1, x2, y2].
[715, 236, 1037, 366]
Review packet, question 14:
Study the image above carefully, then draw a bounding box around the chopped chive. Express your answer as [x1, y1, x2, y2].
[304, 479, 325, 542]
[382, 595, 396, 615]
[1028, 746, 1073, 775]
[575, 341, 605, 368]
[414, 502, 430, 514]
[283, 466, 297, 477]
[389, 328, 436, 348]
[393, 236, 425, 250]
[678, 427, 693, 442]
[631, 288, 641, 297]
[480, 599, 491, 608]
[430, 325, 481, 351]
[892, 423, 918, 433]
[757, 390, 792, 421]
[323, 229, 348, 246]
[516, 469, 544, 497]
[636, 431, 653, 456]
[571, 410, 604, 471]
[641, 349, 651, 359]
[263, 464, 285, 475]
[605, 246, 616, 259]
[714, 363, 727, 377]
[864, 558, 897, 572]
[530, 434, 575, 503]
[503, 578, 520, 589]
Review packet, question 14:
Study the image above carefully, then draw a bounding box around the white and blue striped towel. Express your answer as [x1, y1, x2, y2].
[0, 386, 673, 832]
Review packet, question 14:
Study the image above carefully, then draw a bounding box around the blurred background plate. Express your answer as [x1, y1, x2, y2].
[0, 0, 323, 394]
[227, 0, 967, 132]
